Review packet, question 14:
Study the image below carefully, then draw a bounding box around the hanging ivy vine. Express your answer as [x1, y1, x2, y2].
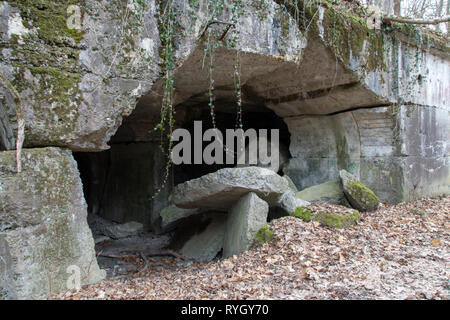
[153, 0, 177, 197]
[152, 0, 246, 197]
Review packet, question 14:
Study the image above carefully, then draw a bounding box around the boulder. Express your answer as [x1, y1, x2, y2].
[277, 190, 310, 215]
[0, 148, 105, 299]
[172, 213, 227, 262]
[103, 221, 144, 240]
[155, 205, 201, 234]
[171, 167, 289, 210]
[339, 170, 380, 212]
[223, 192, 269, 258]
[283, 175, 298, 192]
[296, 180, 347, 205]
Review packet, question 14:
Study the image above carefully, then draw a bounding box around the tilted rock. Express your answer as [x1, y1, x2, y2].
[339, 170, 380, 212]
[103, 221, 144, 240]
[171, 167, 290, 210]
[171, 213, 227, 262]
[296, 180, 347, 205]
[277, 190, 310, 215]
[0, 148, 105, 299]
[283, 175, 298, 192]
[155, 205, 201, 234]
[223, 192, 269, 258]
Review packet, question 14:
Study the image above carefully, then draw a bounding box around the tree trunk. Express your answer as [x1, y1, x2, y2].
[393, 0, 401, 16]
[447, 0, 450, 37]
[436, 0, 444, 32]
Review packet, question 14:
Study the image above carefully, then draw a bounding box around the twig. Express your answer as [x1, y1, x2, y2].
[199, 20, 235, 40]
[382, 15, 450, 25]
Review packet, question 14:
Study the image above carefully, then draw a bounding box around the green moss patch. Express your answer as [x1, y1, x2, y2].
[346, 181, 380, 212]
[12, 0, 84, 45]
[254, 225, 276, 245]
[292, 205, 360, 229]
[313, 210, 360, 229]
[292, 207, 312, 222]
[410, 208, 429, 217]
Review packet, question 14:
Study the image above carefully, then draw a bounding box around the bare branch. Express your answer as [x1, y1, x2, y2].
[382, 15, 450, 25]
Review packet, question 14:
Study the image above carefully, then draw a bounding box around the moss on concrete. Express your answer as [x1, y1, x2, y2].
[3, 0, 85, 146]
[276, 0, 386, 72]
[11, 64, 82, 142]
[11, 0, 84, 45]
[277, 0, 449, 73]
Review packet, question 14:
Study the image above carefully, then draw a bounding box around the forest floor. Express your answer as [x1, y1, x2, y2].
[57, 195, 449, 300]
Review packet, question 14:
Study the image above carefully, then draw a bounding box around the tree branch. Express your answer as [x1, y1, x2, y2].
[382, 15, 450, 25]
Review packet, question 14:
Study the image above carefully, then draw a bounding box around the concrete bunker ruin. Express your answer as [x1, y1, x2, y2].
[73, 47, 296, 249]
[1, 0, 448, 299]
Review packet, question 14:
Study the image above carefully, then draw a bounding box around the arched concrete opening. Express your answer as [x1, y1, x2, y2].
[74, 47, 301, 227]
[74, 98, 291, 229]
[72, 47, 301, 274]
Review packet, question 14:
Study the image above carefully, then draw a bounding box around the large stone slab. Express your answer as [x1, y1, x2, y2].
[296, 180, 347, 205]
[171, 167, 290, 210]
[223, 192, 269, 258]
[0, 147, 105, 299]
[103, 221, 143, 240]
[155, 205, 201, 235]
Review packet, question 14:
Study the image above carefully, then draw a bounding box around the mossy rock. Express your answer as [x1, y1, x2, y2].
[339, 170, 380, 212]
[254, 225, 276, 245]
[410, 208, 429, 216]
[345, 181, 380, 212]
[291, 206, 312, 222]
[313, 211, 360, 229]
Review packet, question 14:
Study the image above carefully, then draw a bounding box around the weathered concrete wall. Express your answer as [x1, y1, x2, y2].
[0, 0, 305, 151]
[0, 148, 104, 299]
[270, 1, 450, 202]
[284, 103, 449, 203]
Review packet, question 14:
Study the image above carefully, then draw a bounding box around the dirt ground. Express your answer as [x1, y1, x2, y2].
[57, 195, 449, 300]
